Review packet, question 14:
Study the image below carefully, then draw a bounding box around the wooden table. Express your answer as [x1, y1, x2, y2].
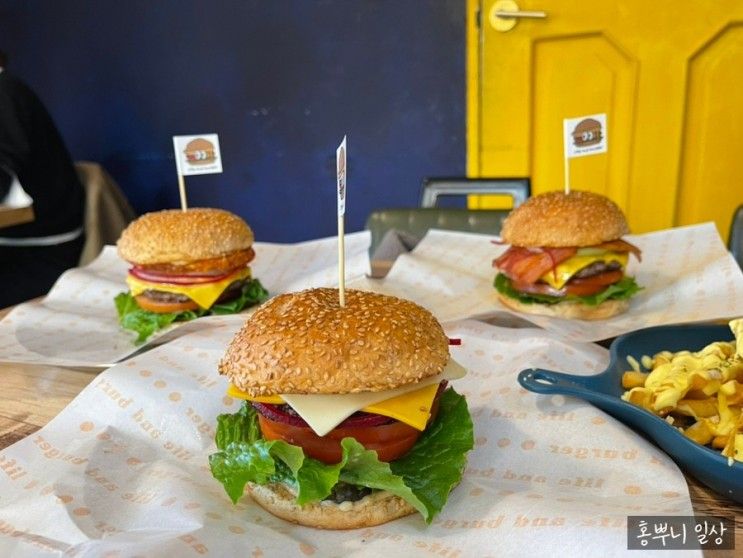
[0, 295, 741, 554]
[0, 204, 34, 228]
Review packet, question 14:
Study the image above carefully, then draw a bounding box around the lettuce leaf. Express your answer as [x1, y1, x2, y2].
[114, 278, 268, 344]
[389, 383, 473, 515]
[211, 402, 340, 504]
[215, 400, 262, 449]
[208, 388, 474, 523]
[210, 279, 269, 314]
[494, 272, 642, 306]
[114, 292, 189, 344]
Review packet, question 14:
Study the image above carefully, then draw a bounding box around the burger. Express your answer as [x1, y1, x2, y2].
[493, 190, 642, 320]
[114, 208, 268, 343]
[209, 288, 473, 529]
[184, 138, 217, 165]
[572, 118, 602, 147]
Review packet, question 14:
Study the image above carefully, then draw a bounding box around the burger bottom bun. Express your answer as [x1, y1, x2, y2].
[247, 483, 416, 530]
[497, 293, 629, 321]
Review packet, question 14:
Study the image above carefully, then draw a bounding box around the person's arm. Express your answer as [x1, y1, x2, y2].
[0, 166, 11, 200]
[0, 76, 33, 183]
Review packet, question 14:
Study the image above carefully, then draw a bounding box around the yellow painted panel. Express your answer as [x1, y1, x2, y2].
[467, 0, 516, 211]
[531, 35, 635, 210]
[677, 25, 743, 240]
[467, 193, 513, 210]
[466, 0, 481, 178]
[471, 1, 743, 239]
[478, 4, 533, 177]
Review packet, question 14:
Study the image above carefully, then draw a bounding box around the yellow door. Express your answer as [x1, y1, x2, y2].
[468, 0, 743, 240]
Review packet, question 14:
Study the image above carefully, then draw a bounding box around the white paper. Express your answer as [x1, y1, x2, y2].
[0, 173, 32, 208]
[0, 232, 370, 367]
[0, 318, 697, 557]
[173, 133, 223, 175]
[564, 113, 608, 158]
[350, 223, 743, 342]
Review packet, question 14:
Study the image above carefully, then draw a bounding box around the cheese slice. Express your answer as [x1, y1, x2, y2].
[362, 383, 441, 428]
[126, 267, 251, 309]
[540, 252, 628, 289]
[227, 358, 467, 436]
[227, 389, 283, 404]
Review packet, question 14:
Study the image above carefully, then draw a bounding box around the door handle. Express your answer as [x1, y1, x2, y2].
[494, 10, 546, 18]
[490, 0, 547, 32]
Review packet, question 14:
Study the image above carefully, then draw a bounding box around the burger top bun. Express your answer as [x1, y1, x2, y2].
[220, 288, 449, 396]
[117, 208, 254, 265]
[185, 138, 213, 152]
[500, 190, 630, 248]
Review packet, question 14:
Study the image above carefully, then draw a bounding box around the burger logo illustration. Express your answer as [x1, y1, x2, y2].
[337, 145, 346, 201]
[184, 138, 217, 165]
[572, 118, 602, 147]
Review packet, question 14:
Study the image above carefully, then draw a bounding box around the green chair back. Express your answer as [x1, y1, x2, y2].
[365, 207, 510, 256]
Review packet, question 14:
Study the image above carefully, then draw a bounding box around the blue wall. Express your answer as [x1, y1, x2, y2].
[0, 1, 465, 242]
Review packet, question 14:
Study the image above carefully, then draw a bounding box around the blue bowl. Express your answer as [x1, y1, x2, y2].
[517, 323, 742, 504]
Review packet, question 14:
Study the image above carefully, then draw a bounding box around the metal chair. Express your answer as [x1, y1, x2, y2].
[730, 204, 743, 270]
[420, 177, 530, 208]
[366, 177, 530, 256]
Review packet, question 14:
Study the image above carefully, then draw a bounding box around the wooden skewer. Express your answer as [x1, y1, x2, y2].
[178, 174, 188, 211]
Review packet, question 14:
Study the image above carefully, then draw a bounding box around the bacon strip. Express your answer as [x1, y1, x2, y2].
[494, 236, 641, 284]
[493, 246, 577, 284]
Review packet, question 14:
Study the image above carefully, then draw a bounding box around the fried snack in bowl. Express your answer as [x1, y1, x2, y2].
[621, 319, 743, 464]
[518, 320, 743, 503]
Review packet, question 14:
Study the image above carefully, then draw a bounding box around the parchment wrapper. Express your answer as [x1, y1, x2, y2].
[0, 317, 698, 557]
[0, 232, 370, 367]
[351, 223, 743, 341]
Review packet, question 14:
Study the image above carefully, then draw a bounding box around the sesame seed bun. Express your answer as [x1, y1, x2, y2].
[117, 208, 254, 265]
[219, 288, 449, 396]
[185, 138, 213, 152]
[497, 292, 629, 320]
[500, 191, 629, 247]
[572, 118, 601, 135]
[247, 483, 416, 530]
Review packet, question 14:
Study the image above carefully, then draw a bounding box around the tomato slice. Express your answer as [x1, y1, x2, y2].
[254, 385, 445, 464]
[134, 294, 200, 314]
[257, 415, 423, 464]
[564, 270, 624, 296]
[512, 270, 624, 298]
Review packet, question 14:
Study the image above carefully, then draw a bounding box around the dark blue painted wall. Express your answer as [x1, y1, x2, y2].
[0, 1, 465, 242]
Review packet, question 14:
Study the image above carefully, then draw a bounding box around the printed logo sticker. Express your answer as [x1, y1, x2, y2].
[563, 113, 607, 158]
[185, 138, 216, 165]
[336, 136, 347, 217]
[173, 133, 223, 175]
